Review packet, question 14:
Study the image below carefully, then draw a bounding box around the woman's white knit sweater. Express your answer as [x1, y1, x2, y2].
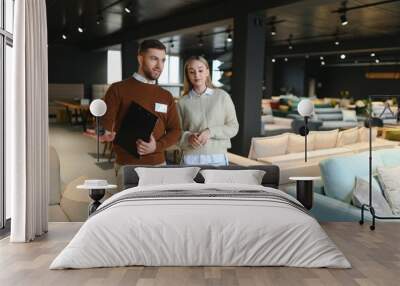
[177, 88, 239, 155]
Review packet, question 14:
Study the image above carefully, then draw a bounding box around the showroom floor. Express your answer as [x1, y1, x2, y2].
[0, 222, 398, 286]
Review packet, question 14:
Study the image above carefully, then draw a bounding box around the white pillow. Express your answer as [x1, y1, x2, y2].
[352, 176, 392, 216]
[310, 129, 339, 150]
[287, 133, 314, 153]
[342, 110, 357, 122]
[358, 127, 378, 142]
[250, 133, 289, 159]
[135, 167, 200, 186]
[200, 169, 266, 185]
[336, 127, 359, 146]
[376, 166, 400, 215]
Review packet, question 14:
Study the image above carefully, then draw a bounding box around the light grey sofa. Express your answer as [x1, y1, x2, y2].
[290, 107, 360, 132]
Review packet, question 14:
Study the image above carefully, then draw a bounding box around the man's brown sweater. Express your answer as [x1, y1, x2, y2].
[101, 77, 181, 165]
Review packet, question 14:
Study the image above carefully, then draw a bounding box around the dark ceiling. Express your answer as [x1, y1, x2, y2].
[46, 0, 219, 46]
[267, 0, 400, 46]
[46, 0, 400, 58]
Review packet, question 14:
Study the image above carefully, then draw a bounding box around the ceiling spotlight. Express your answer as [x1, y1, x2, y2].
[340, 54, 346, 59]
[334, 40, 340, 46]
[77, 15, 84, 33]
[96, 13, 103, 25]
[227, 33, 233, 43]
[124, 2, 133, 14]
[320, 56, 324, 60]
[284, 57, 288, 62]
[198, 34, 204, 47]
[62, 34, 67, 40]
[288, 34, 293, 50]
[321, 61, 325, 66]
[340, 13, 348, 26]
[375, 58, 380, 63]
[270, 25, 276, 36]
[370, 52, 376, 57]
[339, 1, 349, 26]
[272, 58, 276, 63]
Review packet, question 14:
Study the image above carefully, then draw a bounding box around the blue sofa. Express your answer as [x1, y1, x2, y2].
[286, 148, 400, 221]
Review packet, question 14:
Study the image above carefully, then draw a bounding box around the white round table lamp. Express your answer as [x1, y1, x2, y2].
[298, 99, 314, 117]
[90, 99, 107, 117]
[89, 99, 107, 162]
[297, 99, 314, 162]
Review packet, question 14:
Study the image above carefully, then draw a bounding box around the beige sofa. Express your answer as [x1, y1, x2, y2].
[229, 127, 399, 186]
[48, 146, 110, 222]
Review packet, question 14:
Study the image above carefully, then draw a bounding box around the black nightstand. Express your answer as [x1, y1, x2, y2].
[289, 177, 321, 210]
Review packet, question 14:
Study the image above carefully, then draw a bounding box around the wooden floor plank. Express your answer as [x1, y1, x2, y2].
[0, 222, 399, 286]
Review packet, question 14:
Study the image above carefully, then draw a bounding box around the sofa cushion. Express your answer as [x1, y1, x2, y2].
[249, 133, 289, 159]
[258, 147, 352, 166]
[376, 166, 400, 215]
[287, 133, 314, 153]
[261, 115, 274, 124]
[352, 176, 392, 216]
[342, 110, 357, 122]
[358, 127, 378, 142]
[344, 139, 398, 153]
[311, 129, 339, 150]
[376, 148, 400, 167]
[320, 151, 384, 203]
[337, 127, 359, 147]
[314, 107, 341, 114]
[316, 113, 343, 121]
[320, 121, 358, 130]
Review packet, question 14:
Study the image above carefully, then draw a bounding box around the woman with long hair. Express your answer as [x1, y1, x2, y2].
[177, 56, 239, 166]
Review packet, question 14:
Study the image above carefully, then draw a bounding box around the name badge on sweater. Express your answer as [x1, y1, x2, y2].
[155, 103, 168, 113]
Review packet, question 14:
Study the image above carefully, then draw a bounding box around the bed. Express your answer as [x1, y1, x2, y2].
[50, 165, 350, 269]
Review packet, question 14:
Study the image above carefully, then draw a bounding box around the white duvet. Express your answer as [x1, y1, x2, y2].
[50, 183, 351, 269]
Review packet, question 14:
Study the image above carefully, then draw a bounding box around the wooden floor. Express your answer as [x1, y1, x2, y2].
[0, 222, 399, 286]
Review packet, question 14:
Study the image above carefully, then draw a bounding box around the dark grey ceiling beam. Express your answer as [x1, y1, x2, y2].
[84, 0, 302, 50]
[271, 35, 400, 58]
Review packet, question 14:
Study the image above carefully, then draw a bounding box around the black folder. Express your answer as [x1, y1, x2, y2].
[114, 102, 158, 158]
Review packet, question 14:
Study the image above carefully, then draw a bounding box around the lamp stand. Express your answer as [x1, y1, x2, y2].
[96, 116, 100, 162]
[360, 95, 400, 230]
[304, 116, 308, 162]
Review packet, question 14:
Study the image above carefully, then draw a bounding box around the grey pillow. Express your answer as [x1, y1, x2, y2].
[352, 176, 392, 216]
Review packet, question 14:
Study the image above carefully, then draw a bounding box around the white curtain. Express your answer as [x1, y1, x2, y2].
[8, 0, 49, 242]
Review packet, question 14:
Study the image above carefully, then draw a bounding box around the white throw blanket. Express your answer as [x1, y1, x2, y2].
[50, 183, 351, 269]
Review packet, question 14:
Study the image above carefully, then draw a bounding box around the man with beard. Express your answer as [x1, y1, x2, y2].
[101, 39, 181, 173]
